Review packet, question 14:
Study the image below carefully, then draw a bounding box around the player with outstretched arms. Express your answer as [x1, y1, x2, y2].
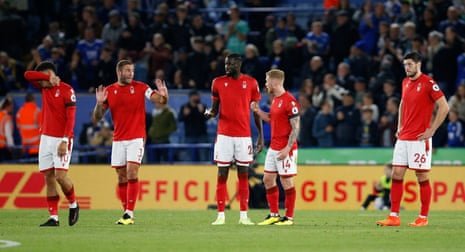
[93, 59, 168, 225]
[253, 69, 300, 226]
[376, 52, 449, 227]
[205, 53, 264, 225]
[24, 61, 79, 227]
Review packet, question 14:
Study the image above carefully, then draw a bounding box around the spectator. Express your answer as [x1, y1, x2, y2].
[47, 47, 67, 79]
[97, 0, 122, 25]
[148, 101, 177, 162]
[425, 30, 444, 75]
[96, 46, 117, 85]
[190, 14, 217, 39]
[385, 0, 401, 21]
[399, 21, 417, 54]
[241, 44, 266, 88]
[433, 28, 461, 98]
[101, 9, 127, 49]
[89, 120, 113, 163]
[358, 107, 378, 147]
[456, 48, 465, 87]
[348, 41, 371, 81]
[118, 12, 146, 61]
[259, 15, 277, 56]
[178, 90, 209, 161]
[331, 10, 359, 66]
[269, 39, 292, 89]
[183, 36, 209, 89]
[358, 2, 390, 55]
[37, 35, 53, 61]
[377, 79, 401, 115]
[334, 91, 361, 146]
[16, 93, 41, 159]
[71, 26, 104, 92]
[312, 100, 335, 147]
[303, 21, 331, 60]
[79, 113, 110, 147]
[145, 33, 174, 83]
[352, 0, 373, 26]
[378, 96, 399, 147]
[353, 77, 368, 109]
[336, 0, 356, 20]
[395, 0, 416, 25]
[321, 73, 348, 109]
[207, 0, 237, 24]
[0, 96, 14, 161]
[0, 51, 26, 95]
[438, 6, 465, 38]
[26, 49, 42, 72]
[275, 17, 289, 41]
[78, 5, 103, 38]
[298, 92, 317, 147]
[300, 55, 326, 87]
[166, 4, 191, 53]
[224, 6, 249, 55]
[46, 21, 66, 47]
[448, 83, 465, 122]
[447, 109, 465, 147]
[335, 62, 356, 91]
[286, 12, 305, 41]
[146, 9, 169, 43]
[123, 0, 147, 25]
[361, 92, 380, 122]
[416, 8, 438, 41]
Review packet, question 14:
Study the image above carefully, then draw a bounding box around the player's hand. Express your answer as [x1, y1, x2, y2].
[154, 79, 168, 99]
[254, 137, 264, 155]
[277, 146, 291, 161]
[49, 75, 60, 86]
[417, 128, 434, 141]
[57, 142, 67, 158]
[95, 85, 108, 105]
[251, 102, 260, 113]
[204, 108, 214, 119]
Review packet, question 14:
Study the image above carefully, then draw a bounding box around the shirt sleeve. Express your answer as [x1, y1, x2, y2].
[63, 88, 77, 137]
[24, 71, 49, 89]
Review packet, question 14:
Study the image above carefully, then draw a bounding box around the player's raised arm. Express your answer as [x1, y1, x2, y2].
[150, 79, 169, 104]
[93, 85, 108, 121]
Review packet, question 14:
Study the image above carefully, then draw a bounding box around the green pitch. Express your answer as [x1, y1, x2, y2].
[1, 210, 464, 252]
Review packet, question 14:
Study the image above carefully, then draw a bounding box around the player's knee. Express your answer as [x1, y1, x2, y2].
[237, 165, 248, 174]
[217, 167, 229, 177]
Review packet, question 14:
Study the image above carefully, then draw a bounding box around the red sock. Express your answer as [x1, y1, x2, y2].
[390, 179, 404, 214]
[284, 187, 296, 218]
[126, 179, 139, 211]
[118, 182, 128, 210]
[216, 176, 227, 212]
[47, 195, 59, 216]
[64, 185, 76, 204]
[238, 173, 249, 211]
[419, 180, 431, 217]
[266, 186, 279, 214]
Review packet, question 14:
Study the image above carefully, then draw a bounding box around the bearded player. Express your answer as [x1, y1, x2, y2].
[377, 52, 449, 227]
[205, 53, 264, 225]
[253, 69, 300, 226]
[24, 61, 79, 227]
[93, 59, 168, 225]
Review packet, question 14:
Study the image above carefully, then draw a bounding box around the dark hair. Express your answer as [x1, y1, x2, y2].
[403, 52, 422, 63]
[116, 59, 133, 71]
[25, 93, 35, 102]
[226, 53, 242, 62]
[35, 61, 57, 73]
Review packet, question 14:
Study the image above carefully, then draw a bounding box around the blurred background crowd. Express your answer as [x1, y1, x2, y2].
[1, 0, 465, 163]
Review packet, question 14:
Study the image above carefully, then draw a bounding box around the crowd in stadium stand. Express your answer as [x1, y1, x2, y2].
[1, 0, 465, 157]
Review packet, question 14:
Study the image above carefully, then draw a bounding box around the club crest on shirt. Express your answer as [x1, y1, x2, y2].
[242, 81, 247, 89]
[130, 86, 135, 94]
[114, 89, 117, 95]
[417, 83, 422, 92]
[55, 89, 60, 97]
[225, 82, 228, 87]
[278, 100, 283, 108]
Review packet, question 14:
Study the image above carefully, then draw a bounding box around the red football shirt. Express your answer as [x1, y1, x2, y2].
[269, 91, 300, 150]
[24, 71, 76, 138]
[398, 73, 444, 140]
[212, 74, 261, 137]
[103, 80, 155, 141]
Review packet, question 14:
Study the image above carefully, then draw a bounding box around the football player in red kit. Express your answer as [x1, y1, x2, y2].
[253, 69, 300, 226]
[205, 53, 264, 225]
[24, 61, 79, 227]
[93, 59, 168, 225]
[376, 52, 449, 227]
